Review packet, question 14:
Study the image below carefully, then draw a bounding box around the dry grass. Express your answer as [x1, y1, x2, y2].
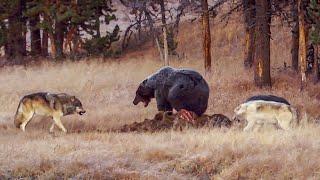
[0, 16, 320, 179]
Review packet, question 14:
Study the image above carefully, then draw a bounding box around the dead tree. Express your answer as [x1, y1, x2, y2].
[120, 0, 192, 61]
[201, 0, 212, 72]
[253, 0, 271, 87]
[159, 0, 169, 66]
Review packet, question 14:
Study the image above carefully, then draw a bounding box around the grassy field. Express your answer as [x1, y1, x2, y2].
[1, 17, 320, 179]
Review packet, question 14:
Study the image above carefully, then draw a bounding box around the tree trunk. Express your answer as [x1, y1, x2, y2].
[1, 23, 8, 55]
[42, 30, 48, 57]
[95, 12, 101, 38]
[30, 15, 41, 56]
[160, 0, 169, 66]
[20, 0, 26, 57]
[298, 0, 307, 89]
[314, 45, 319, 82]
[144, 10, 163, 61]
[291, 0, 299, 71]
[155, 37, 164, 61]
[202, 0, 212, 72]
[48, 33, 56, 57]
[7, 0, 26, 62]
[253, 0, 271, 87]
[243, 0, 255, 68]
[40, 9, 49, 57]
[54, 21, 65, 59]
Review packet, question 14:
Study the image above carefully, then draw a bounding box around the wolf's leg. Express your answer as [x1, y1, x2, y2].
[53, 115, 67, 133]
[277, 110, 293, 130]
[243, 119, 255, 132]
[155, 90, 172, 112]
[20, 112, 34, 132]
[254, 123, 263, 132]
[278, 118, 291, 130]
[49, 123, 55, 133]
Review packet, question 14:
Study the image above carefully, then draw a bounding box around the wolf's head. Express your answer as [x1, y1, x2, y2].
[73, 97, 86, 115]
[232, 103, 248, 122]
[63, 95, 86, 116]
[133, 79, 155, 107]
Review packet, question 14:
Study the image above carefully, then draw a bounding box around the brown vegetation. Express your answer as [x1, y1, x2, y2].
[0, 17, 320, 179]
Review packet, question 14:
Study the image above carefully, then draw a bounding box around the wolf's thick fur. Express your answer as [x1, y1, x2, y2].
[234, 100, 298, 131]
[14, 92, 86, 132]
[245, 95, 290, 105]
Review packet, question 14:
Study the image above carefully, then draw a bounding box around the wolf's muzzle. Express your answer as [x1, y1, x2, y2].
[76, 106, 86, 115]
[79, 110, 86, 115]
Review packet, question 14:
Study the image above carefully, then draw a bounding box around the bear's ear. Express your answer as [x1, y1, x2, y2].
[142, 79, 148, 85]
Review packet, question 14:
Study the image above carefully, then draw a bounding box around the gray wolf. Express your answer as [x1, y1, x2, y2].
[234, 97, 297, 131]
[14, 92, 86, 133]
[133, 66, 209, 121]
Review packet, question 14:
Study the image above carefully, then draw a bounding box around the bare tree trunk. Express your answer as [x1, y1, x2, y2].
[160, 0, 169, 66]
[144, 10, 163, 61]
[30, 15, 41, 56]
[291, 0, 299, 72]
[202, 0, 212, 72]
[95, 12, 101, 38]
[243, 0, 255, 68]
[298, 0, 307, 89]
[314, 45, 319, 83]
[41, 8, 49, 57]
[162, 27, 169, 66]
[42, 30, 48, 57]
[155, 37, 164, 61]
[253, 0, 271, 87]
[48, 33, 56, 58]
[20, 0, 27, 57]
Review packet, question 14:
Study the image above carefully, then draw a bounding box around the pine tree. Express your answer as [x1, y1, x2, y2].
[0, 0, 27, 61]
[25, 0, 119, 58]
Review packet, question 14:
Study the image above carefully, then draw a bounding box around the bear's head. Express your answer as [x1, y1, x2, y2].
[133, 79, 155, 107]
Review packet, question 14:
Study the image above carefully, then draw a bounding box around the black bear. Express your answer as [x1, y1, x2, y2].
[133, 66, 209, 121]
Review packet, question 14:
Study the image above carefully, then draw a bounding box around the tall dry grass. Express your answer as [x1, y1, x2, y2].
[0, 16, 320, 179]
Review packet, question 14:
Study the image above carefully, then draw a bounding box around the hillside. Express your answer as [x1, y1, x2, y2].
[0, 9, 320, 179]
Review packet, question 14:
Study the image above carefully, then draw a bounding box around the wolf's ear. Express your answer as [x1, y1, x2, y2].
[71, 96, 75, 101]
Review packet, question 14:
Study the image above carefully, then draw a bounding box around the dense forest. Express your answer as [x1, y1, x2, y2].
[0, 0, 319, 88]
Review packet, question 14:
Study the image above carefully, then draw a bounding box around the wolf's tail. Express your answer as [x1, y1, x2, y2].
[14, 100, 24, 128]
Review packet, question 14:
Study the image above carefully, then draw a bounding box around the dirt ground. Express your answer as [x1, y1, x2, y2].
[116, 111, 232, 133]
